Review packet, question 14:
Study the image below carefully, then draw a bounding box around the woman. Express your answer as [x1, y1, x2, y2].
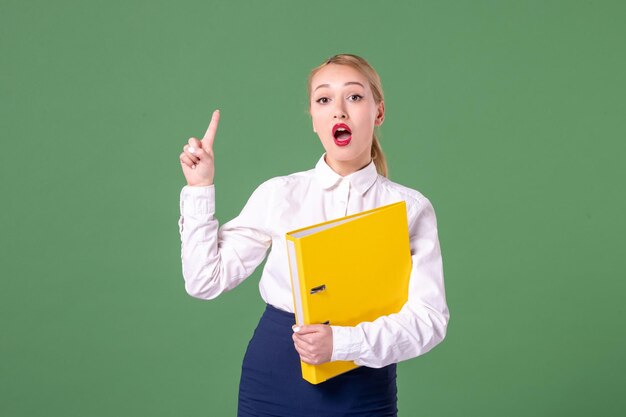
[178, 54, 449, 416]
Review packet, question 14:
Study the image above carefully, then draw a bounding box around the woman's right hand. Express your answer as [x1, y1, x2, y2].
[179, 109, 220, 187]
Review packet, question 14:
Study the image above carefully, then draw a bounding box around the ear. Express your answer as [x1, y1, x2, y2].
[374, 101, 385, 126]
[309, 108, 317, 133]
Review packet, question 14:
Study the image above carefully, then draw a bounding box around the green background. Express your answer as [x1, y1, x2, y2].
[2, 0, 624, 415]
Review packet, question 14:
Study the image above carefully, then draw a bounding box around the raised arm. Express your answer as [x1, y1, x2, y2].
[178, 111, 272, 299]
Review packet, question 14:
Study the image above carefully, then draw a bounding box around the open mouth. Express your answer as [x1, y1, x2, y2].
[332, 123, 352, 146]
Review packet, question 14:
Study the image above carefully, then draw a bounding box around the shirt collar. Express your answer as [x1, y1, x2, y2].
[314, 154, 379, 195]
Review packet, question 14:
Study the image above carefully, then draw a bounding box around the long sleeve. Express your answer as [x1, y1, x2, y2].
[330, 198, 450, 368]
[178, 184, 272, 300]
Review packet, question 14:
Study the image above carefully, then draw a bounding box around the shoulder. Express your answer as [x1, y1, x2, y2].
[377, 176, 432, 213]
[253, 168, 316, 195]
[242, 169, 316, 228]
[375, 177, 439, 234]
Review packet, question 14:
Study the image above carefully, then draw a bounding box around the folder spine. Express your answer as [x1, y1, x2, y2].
[286, 236, 307, 326]
[286, 235, 324, 384]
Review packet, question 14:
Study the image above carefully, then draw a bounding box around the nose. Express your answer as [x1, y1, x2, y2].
[333, 102, 347, 119]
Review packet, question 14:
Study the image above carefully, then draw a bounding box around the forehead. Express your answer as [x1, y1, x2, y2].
[311, 64, 369, 90]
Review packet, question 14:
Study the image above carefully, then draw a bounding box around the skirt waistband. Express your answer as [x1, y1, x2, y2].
[262, 303, 296, 327]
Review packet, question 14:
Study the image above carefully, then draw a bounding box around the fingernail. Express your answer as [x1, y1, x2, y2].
[188, 146, 195, 154]
[293, 326, 301, 333]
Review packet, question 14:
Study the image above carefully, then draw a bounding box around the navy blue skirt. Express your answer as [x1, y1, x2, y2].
[238, 304, 397, 417]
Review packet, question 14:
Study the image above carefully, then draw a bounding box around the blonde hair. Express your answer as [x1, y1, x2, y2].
[307, 54, 388, 178]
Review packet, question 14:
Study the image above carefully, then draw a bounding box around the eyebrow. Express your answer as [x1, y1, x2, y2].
[313, 81, 365, 92]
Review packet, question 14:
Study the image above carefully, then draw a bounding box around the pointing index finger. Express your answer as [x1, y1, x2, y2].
[202, 109, 220, 148]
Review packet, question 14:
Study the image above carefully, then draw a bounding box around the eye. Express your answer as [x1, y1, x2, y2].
[348, 94, 363, 102]
[316, 97, 330, 104]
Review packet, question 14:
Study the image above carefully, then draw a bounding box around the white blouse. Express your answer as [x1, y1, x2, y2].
[178, 154, 449, 368]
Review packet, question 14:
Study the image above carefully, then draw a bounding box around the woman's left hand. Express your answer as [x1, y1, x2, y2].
[292, 324, 333, 365]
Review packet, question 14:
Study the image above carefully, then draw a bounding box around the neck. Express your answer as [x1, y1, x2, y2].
[324, 154, 372, 177]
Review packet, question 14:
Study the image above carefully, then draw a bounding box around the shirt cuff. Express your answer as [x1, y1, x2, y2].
[180, 185, 216, 217]
[330, 325, 363, 362]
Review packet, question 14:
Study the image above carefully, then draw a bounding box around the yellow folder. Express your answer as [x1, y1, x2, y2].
[285, 201, 412, 384]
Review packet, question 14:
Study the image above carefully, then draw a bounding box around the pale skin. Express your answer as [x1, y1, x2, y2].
[179, 64, 385, 365]
[309, 63, 385, 176]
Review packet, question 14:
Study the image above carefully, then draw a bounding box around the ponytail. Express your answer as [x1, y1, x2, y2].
[371, 133, 388, 177]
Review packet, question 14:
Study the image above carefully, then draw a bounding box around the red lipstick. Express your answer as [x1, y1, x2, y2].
[332, 123, 352, 147]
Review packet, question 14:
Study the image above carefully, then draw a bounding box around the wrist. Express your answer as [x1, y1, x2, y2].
[188, 181, 214, 187]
